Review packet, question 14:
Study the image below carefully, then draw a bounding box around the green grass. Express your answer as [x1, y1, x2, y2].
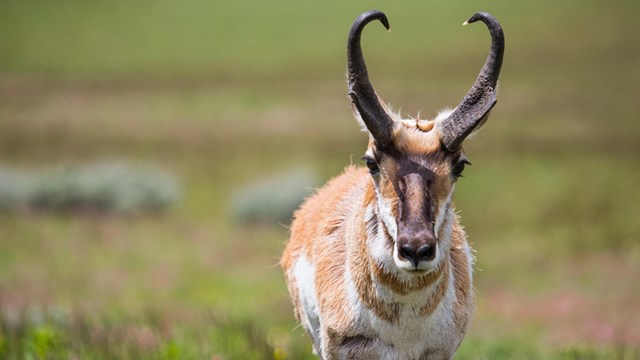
[0, 0, 639, 358]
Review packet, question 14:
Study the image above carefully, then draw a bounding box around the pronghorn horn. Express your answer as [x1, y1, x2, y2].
[347, 10, 395, 149]
[440, 12, 505, 151]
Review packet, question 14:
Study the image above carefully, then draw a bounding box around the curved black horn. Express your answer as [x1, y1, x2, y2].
[348, 10, 395, 148]
[440, 12, 505, 151]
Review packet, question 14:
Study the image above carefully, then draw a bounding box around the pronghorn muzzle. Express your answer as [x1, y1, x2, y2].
[396, 173, 437, 269]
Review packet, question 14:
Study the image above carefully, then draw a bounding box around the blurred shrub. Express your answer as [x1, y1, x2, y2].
[231, 168, 318, 225]
[0, 161, 181, 215]
[0, 166, 30, 212]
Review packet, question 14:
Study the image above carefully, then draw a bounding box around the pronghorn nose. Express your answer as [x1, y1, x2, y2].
[399, 243, 436, 268]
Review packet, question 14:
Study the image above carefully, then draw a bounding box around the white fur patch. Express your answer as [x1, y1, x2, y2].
[364, 204, 399, 280]
[434, 108, 454, 139]
[373, 182, 398, 242]
[434, 187, 454, 236]
[292, 255, 321, 348]
[434, 188, 455, 265]
[434, 108, 454, 123]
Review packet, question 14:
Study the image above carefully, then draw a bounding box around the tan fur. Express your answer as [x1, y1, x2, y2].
[393, 122, 441, 155]
[451, 223, 474, 334]
[352, 197, 402, 323]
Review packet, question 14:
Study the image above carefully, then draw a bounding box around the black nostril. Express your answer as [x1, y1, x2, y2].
[399, 244, 417, 264]
[398, 243, 436, 268]
[416, 244, 436, 262]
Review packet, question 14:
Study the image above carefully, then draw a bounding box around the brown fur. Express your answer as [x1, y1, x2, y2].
[371, 258, 446, 297]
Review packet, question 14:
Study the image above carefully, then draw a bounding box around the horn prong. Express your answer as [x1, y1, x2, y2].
[440, 12, 505, 151]
[347, 10, 395, 148]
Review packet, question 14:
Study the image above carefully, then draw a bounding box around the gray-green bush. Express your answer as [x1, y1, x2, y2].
[0, 162, 181, 215]
[231, 168, 318, 225]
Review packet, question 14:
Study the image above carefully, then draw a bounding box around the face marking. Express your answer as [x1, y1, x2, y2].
[364, 116, 463, 273]
[434, 186, 454, 236]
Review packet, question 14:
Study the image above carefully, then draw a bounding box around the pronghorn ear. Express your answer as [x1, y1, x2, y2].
[435, 107, 492, 144]
[351, 95, 398, 139]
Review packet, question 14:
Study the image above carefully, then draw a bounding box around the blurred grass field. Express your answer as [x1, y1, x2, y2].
[1, 0, 639, 358]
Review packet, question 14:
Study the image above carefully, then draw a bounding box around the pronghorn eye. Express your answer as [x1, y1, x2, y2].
[362, 156, 380, 174]
[452, 159, 471, 178]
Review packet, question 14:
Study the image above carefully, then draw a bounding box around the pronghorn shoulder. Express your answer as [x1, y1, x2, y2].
[286, 166, 370, 258]
[292, 166, 369, 228]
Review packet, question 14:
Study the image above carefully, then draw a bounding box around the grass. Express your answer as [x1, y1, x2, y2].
[0, 0, 639, 358]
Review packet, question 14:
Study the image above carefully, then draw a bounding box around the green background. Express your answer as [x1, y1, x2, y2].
[0, 0, 638, 358]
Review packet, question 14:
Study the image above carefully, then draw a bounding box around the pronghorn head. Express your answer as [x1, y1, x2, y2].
[348, 10, 504, 273]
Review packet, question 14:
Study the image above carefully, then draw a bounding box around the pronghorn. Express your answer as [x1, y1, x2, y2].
[281, 10, 504, 360]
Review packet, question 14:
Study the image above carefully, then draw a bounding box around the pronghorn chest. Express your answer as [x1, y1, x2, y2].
[351, 273, 461, 359]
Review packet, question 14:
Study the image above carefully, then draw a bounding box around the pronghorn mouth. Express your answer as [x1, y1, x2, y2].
[406, 268, 429, 275]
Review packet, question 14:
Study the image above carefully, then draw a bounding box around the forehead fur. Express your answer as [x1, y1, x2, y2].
[360, 106, 455, 157]
[391, 109, 454, 155]
[391, 118, 441, 155]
